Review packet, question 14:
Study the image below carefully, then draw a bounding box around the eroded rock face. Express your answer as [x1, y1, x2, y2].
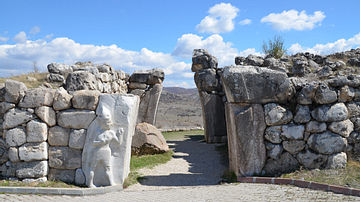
[4, 80, 27, 104]
[6, 127, 26, 147]
[263, 152, 299, 175]
[311, 103, 349, 122]
[129, 68, 165, 85]
[191, 49, 218, 72]
[307, 132, 347, 154]
[264, 126, 282, 144]
[137, 84, 163, 125]
[71, 90, 101, 110]
[328, 119, 354, 137]
[3, 108, 36, 129]
[48, 169, 75, 183]
[53, 88, 72, 111]
[281, 125, 304, 140]
[16, 161, 48, 178]
[26, 120, 48, 142]
[35, 106, 56, 127]
[57, 109, 96, 129]
[297, 150, 327, 169]
[65, 71, 98, 91]
[264, 103, 293, 126]
[18, 88, 55, 108]
[19, 142, 48, 161]
[49, 147, 82, 169]
[305, 121, 327, 133]
[132, 123, 169, 155]
[47, 63, 73, 76]
[326, 152, 347, 169]
[220, 65, 294, 103]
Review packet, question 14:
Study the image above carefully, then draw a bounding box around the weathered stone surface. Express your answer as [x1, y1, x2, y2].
[0, 138, 8, 164]
[266, 143, 283, 160]
[147, 68, 165, 85]
[198, 91, 227, 143]
[82, 94, 140, 187]
[137, 84, 163, 125]
[4, 80, 27, 103]
[57, 109, 96, 129]
[293, 105, 311, 124]
[48, 169, 75, 183]
[347, 132, 360, 144]
[18, 88, 55, 108]
[49, 146, 82, 169]
[305, 121, 327, 133]
[191, 49, 218, 72]
[263, 152, 299, 175]
[16, 161, 48, 178]
[195, 69, 221, 92]
[314, 83, 337, 104]
[297, 150, 327, 169]
[328, 119, 354, 137]
[26, 120, 48, 142]
[0, 102, 15, 114]
[226, 103, 266, 176]
[46, 73, 65, 83]
[282, 140, 305, 154]
[22, 177, 47, 183]
[69, 129, 86, 149]
[77, 66, 99, 75]
[65, 71, 98, 91]
[6, 127, 26, 147]
[308, 132, 347, 154]
[8, 147, 19, 163]
[264, 126, 282, 144]
[75, 168, 85, 185]
[0, 83, 5, 102]
[264, 103, 293, 126]
[48, 126, 70, 146]
[47, 63, 73, 76]
[346, 102, 360, 118]
[311, 103, 349, 122]
[132, 123, 169, 155]
[128, 82, 147, 89]
[245, 55, 264, 66]
[35, 106, 56, 127]
[129, 89, 145, 97]
[326, 152, 347, 169]
[338, 85, 355, 102]
[53, 87, 72, 111]
[71, 90, 101, 110]
[281, 125, 304, 140]
[296, 82, 318, 105]
[220, 65, 294, 103]
[3, 108, 36, 129]
[19, 142, 48, 161]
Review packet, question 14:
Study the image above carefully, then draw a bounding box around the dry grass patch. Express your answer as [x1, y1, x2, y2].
[0, 72, 50, 89]
[0, 179, 85, 188]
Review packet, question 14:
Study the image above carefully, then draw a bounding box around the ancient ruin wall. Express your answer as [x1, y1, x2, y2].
[193, 48, 360, 176]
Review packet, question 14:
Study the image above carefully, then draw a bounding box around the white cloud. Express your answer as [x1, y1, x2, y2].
[30, 26, 41, 34]
[182, 72, 193, 78]
[261, 10, 325, 31]
[288, 32, 360, 55]
[196, 3, 239, 33]
[239, 19, 252, 25]
[12, 31, 28, 43]
[44, 34, 54, 40]
[0, 37, 9, 43]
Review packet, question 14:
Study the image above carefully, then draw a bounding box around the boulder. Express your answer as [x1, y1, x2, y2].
[220, 65, 294, 103]
[281, 125, 304, 140]
[311, 103, 349, 122]
[48, 169, 75, 183]
[128, 82, 147, 89]
[16, 160, 48, 178]
[3, 108, 37, 129]
[26, 120, 48, 142]
[293, 105, 311, 124]
[77, 66, 99, 75]
[226, 103, 266, 176]
[347, 132, 360, 144]
[264, 126, 282, 144]
[69, 129, 86, 149]
[132, 123, 169, 155]
[47, 63, 73, 76]
[53, 87, 72, 111]
[263, 152, 299, 175]
[0, 102, 15, 114]
[8, 147, 19, 163]
[296, 82, 318, 105]
[4, 80, 27, 104]
[195, 69, 221, 92]
[65, 71, 98, 91]
[19, 142, 48, 161]
[49, 146, 82, 169]
[75, 168, 85, 185]
[35, 106, 56, 127]
[98, 73, 110, 82]
[48, 126, 70, 146]
[137, 84, 163, 125]
[46, 73, 65, 83]
[0, 138, 8, 164]
[328, 119, 354, 137]
[6, 127, 26, 147]
[18, 87, 55, 108]
[338, 85, 354, 102]
[307, 131, 347, 154]
[71, 90, 101, 110]
[297, 150, 327, 169]
[265, 143, 283, 160]
[282, 140, 305, 154]
[245, 55, 264, 66]
[57, 109, 96, 129]
[264, 103, 293, 126]
[314, 83, 337, 104]
[305, 121, 327, 133]
[191, 49, 218, 72]
[326, 152, 347, 169]
[346, 102, 360, 119]
[96, 63, 114, 73]
[147, 68, 165, 85]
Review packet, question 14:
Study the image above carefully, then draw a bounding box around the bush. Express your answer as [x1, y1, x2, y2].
[262, 35, 287, 59]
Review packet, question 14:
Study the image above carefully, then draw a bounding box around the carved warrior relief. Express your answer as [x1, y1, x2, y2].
[82, 94, 139, 188]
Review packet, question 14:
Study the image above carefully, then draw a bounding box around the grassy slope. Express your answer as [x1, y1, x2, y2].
[0, 72, 49, 89]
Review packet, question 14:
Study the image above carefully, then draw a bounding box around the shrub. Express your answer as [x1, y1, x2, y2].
[262, 35, 287, 59]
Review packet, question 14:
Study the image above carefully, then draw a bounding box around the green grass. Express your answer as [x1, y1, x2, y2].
[162, 130, 204, 141]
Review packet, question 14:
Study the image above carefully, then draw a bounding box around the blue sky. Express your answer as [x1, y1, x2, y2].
[1, 0, 360, 88]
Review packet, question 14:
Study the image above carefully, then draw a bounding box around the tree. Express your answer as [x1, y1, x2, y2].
[33, 60, 39, 73]
[262, 35, 287, 59]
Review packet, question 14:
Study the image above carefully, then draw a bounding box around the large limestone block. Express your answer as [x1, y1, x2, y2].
[75, 168, 86, 185]
[48, 126, 70, 146]
[132, 123, 169, 155]
[326, 152, 347, 169]
[191, 49, 218, 72]
[137, 84, 163, 125]
[47, 63, 73, 76]
[297, 150, 327, 169]
[53, 87, 72, 110]
[6, 127, 26, 147]
[308, 131, 347, 154]
[198, 91, 227, 143]
[26, 120, 48, 142]
[0, 102, 15, 114]
[16, 160, 48, 178]
[263, 152, 299, 176]
[57, 109, 96, 129]
[328, 119, 354, 137]
[226, 103, 266, 176]
[311, 103, 349, 122]
[4, 80, 27, 103]
[129, 68, 165, 85]
[35, 106, 56, 127]
[18, 88, 55, 108]
[314, 83, 337, 104]
[69, 129, 86, 149]
[82, 94, 139, 188]
[48, 169, 75, 183]
[3, 108, 36, 129]
[194, 69, 221, 92]
[49, 146, 82, 169]
[71, 90, 101, 110]
[220, 65, 294, 103]
[65, 71, 98, 91]
[19, 142, 48, 161]
[264, 103, 293, 126]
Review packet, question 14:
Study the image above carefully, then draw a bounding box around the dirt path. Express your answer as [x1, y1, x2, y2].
[126, 136, 227, 191]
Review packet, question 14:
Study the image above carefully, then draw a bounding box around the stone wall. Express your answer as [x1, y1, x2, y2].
[192, 48, 360, 176]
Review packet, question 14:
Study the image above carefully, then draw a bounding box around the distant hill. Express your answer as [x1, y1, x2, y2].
[163, 87, 198, 95]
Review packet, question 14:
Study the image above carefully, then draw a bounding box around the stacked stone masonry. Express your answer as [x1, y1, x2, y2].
[0, 62, 164, 185]
[192, 48, 360, 176]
